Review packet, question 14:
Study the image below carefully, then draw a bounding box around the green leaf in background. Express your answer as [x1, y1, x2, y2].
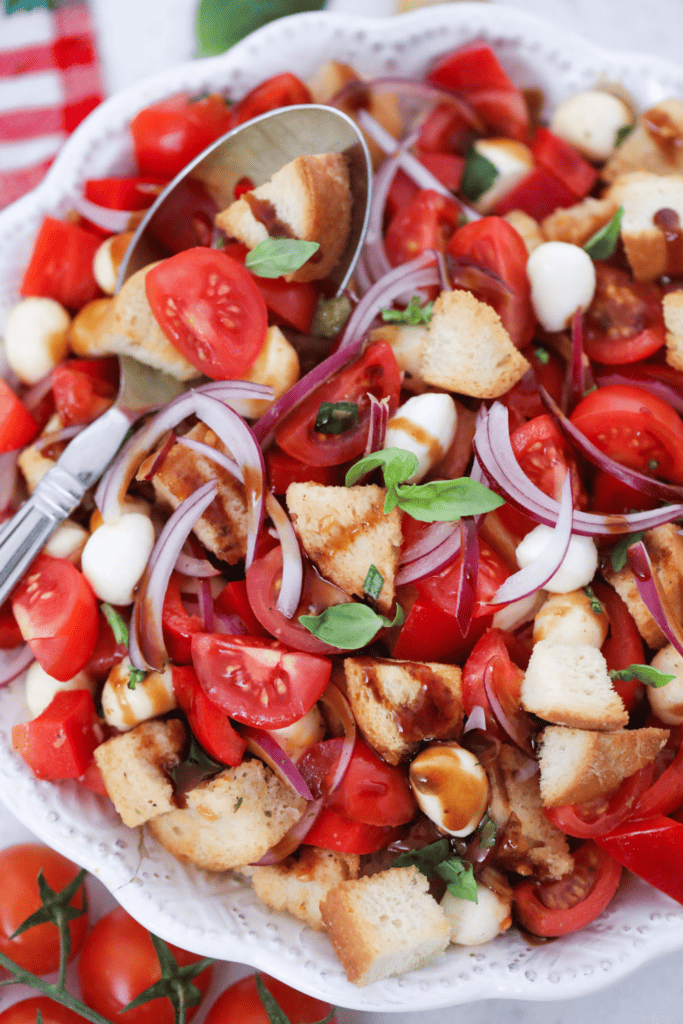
[460, 147, 498, 202]
[195, 0, 326, 58]
[583, 205, 624, 261]
[245, 238, 320, 278]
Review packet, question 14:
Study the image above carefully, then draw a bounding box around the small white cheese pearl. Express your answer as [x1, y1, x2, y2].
[472, 138, 534, 214]
[515, 526, 598, 593]
[93, 231, 134, 295]
[43, 520, 89, 563]
[384, 392, 457, 483]
[533, 589, 609, 647]
[648, 645, 683, 724]
[25, 661, 94, 719]
[4, 298, 70, 384]
[526, 242, 596, 333]
[226, 326, 299, 419]
[441, 883, 512, 946]
[409, 743, 490, 837]
[101, 659, 176, 731]
[81, 512, 155, 606]
[550, 90, 633, 163]
[267, 706, 326, 763]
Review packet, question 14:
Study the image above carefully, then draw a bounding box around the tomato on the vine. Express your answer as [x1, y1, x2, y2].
[204, 973, 336, 1024]
[0, 998, 85, 1024]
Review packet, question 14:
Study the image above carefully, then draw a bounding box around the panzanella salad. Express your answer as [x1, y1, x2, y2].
[4, 42, 683, 987]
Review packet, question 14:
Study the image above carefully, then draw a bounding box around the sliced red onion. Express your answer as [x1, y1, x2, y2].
[540, 385, 683, 504]
[253, 797, 325, 865]
[330, 75, 483, 131]
[214, 610, 247, 635]
[141, 431, 177, 481]
[365, 394, 390, 455]
[514, 757, 540, 782]
[33, 424, 84, 452]
[473, 402, 683, 535]
[177, 436, 242, 481]
[71, 193, 138, 233]
[265, 492, 303, 619]
[455, 516, 479, 635]
[450, 258, 512, 302]
[243, 725, 314, 800]
[21, 370, 53, 412]
[0, 452, 18, 512]
[463, 704, 487, 734]
[133, 480, 218, 670]
[174, 552, 221, 578]
[483, 656, 536, 757]
[396, 522, 462, 585]
[0, 644, 34, 686]
[629, 540, 683, 657]
[363, 146, 406, 284]
[353, 247, 374, 295]
[318, 683, 356, 795]
[490, 471, 573, 605]
[595, 368, 683, 415]
[564, 308, 585, 414]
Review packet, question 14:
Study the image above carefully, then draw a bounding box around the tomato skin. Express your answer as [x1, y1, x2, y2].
[0, 997, 86, 1024]
[78, 907, 212, 1024]
[131, 92, 233, 178]
[204, 973, 336, 1024]
[85, 607, 128, 680]
[146, 248, 268, 380]
[12, 690, 101, 780]
[20, 216, 102, 311]
[84, 176, 167, 210]
[543, 766, 653, 839]
[592, 581, 645, 711]
[510, 413, 586, 508]
[392, 591, 486, 663]
[275, 341, 402, 467]
[461, 628, 527, 742]
[162, 575, 203, 664]
[583, 266, 666, 364]
[596, 815, 683, 905]
[531, 126, 598, 198]
[51, 356, 119, 426]
[0, 844, 88, 974]
[570, 383, 683, 484]
[419, 151, 465, 191]
[303, 806, 403, 854]
[493, 165, 578, 221]
[384, 189, 462, 267]
[417, 538, 510, 622]
[255, 276, 318, 334]
[215, 578, 269, 638]
[191, 633, 332, 729]
[227, 73, 311, 129]
[265, 446, 339, 495]
[11, 554, 98, 680]
[0, 599, 23, 649]
[172, 664, 247, 767]
[0, 380, 38, 453]
[590, 469, 659, 515]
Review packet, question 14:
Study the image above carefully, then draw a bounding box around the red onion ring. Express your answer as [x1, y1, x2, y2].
[449, 257, 512, 302]
[177, 437, 241, 481]
[0, 452, 18, 513]
[21, 370, 54, 412]
[329, 75, 483, 132]
[396, 522, 462, 585]
[463, 704, 487, 734]
[0, 644, 34, 686]
[198, 578, 214, 632]
[365, 394, 390, 455]
[71, 193, 138, 234]
[242, 725, 314, 800]
[174, 552, 221, 578]
[363, 134, 417, 284]
[629, 540, 683, 658]
[483, 655, 537, 757]
[318, 683, 357, 795]
[265, 492, 303, 619]
[33, 424, 84, 452]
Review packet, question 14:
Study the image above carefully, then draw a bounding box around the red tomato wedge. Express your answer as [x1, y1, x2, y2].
[0, 380, 39, 453]
[583, 266, 666, 364]
[385, 189, 462, 267]
[20, 216, 102, 311]
[12, 690, 101, 780]
[145, 248, 268, 379]
[543, 766, 654, 839]
[592, 580, 645, 710]
[84, 176, 167, 210]
[130, 92, 233, 179]
[596, 815, 683, 905]
[303, 806, 403, 854]
[417, 538, 511, 621]
[510, 413, 586, 508]
[51, 357, 119, 426]
[172, 665, 247, 766]
[493, 165, 578, 221]
[11, 554, 98, 680]
[531, 126, 598, 198]
[227, 72, 310, 129]
[191, 633, 332, 729]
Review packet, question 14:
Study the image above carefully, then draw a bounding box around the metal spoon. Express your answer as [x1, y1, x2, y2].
[0, 104, 372, 604]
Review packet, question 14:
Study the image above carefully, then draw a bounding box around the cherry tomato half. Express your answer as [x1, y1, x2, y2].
[227, 73, 311, 129]
[130, 92, 233, 179]
[384, 189, 462, 268]
[583, 266, 666, 365]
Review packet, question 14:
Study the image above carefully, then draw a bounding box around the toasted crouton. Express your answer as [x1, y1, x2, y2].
[138, 422, 248, 564]
[602, 99, 683, 183]
[94, 719, 186, 828]
[147, 759, 306, 871]
[663, 289, 683, 371]
[498, 745, 573, 880]
[420, 290, 530, 399]
[344, 656, 463, 764]
[503, 211, 545, 254]
[602, 524, 683, 649]
[604, 172, 683, 280]
[320, 866, 450, 986]
[541, 196, 619, 248]
[17, 412, 61, 492]
[286, 483, 403, 613]
[537, 725, 669, 806]
[215, 153, 351, 283]
[521, 640, 627, 731]
[69, 264, 199, 380]
[252, 847, 360, 931]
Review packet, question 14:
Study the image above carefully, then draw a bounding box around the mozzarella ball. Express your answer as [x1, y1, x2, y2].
[526, 242, 596, 333]
[25, 661, 94, 719]
[533, 589, 609, 647]
[550, 90, 633, 163]
[409, 742, 490, 837]
[43, 519, 89, 563]
[472, 138, 534, 214]
[648, 644, 683, 724]
[226, 326, 299, 419]
[385, 392, 457, 483]
[4, 298, 70, 384]
[515, 525, 598, 593]
[90, 495, 151, 532]
[101, 659, 176, 730]
[81, 512, 155, 606]
[93, 231, 135, 295]
[441, 883, 513, 946]
[267, 705, 326, 763]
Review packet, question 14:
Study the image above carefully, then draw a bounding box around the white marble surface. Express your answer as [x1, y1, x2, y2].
[3, 0, 683, 1020]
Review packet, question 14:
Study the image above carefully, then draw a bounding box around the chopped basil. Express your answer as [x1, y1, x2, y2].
[381, 295, 434, 327]
[392, 839, 478, 903]
[460, 147, 498, 202]
[127, 668, 146, 690]
[171, 736, 224, 790]
[245, 238, 320, 278]
[101, 602, 129, 646]
[609, 664, 675, 688]
[610, 530, 645, 572]
[534, 346, 550, 365]
[583, 205, 624, 261]
[392, 838, 450, 873]
[311, 294, 352, 337]
[314, 401, 359, 435]
[299, 602, 404, 649]
[346, 447, 419, 490]
[363, 564, 384, 602]
[477, 814, 498, 849]
[615, 123, 635, 147]
[583, 586, 603, 614]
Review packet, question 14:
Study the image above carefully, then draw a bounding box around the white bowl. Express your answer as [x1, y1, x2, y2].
[2, 3, 683, 1012]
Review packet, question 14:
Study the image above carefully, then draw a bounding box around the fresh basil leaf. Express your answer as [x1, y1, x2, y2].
[345, 447, 418, 489]
[583, 205, 624, 261]
[363, 564, 384, 602]
[436, 858, 478, 903]
[171, 736, 224, 791]
[245, 238, 320, 278]
[395, 477, 505, 523]
[299, 602, 404, 649]
[128, 668, 146, 690]
[311, 294, 352, 338]
[315, 401, 359, 435]
[615, 123, 635, 147]
[477, 814, 497, 849]
[460, 147, 498, 202]
[101, 603, 129, 646]
[610, 530, 645, 572]
[195, 0, 325, 57]
[392, 838, 451, 875]
[609, 664, 675, 688]
[534, 346, 550, 365]
[381, 296, 434, 327]
[583, 586, 603, 615]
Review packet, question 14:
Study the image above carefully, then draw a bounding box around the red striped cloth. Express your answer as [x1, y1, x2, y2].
[0, 2, 104, 208]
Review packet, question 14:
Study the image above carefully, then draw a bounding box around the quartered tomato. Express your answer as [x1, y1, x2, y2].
[265, 446, 339, 494]
[51, 357, 119, 427]
[204, 974, 336, 1024]
[84, 176, 167, 210]
[191, 633, 332, 729]
[227, 72, 310, 128]
[632, 722, 683, 818]
[130, 92, 233, 178]
[275, 341, 402, 466]
[20, 216, 101, 311]
[303, 806, 403, 855]
[162, 574, 203, 664]
[417, 538, 511, 622]
[514, 840, 622, 936]
[569, 384, 683, 484]
[510, 414, 586, 507]
[596, 816, 683, 905]
[543, 766, 654, 839]
[145, 248, 268, 379]
[384, 189, 462, 267]
[172, 664, 247, 766]
[592, 580, 645, 710]
[461, 628, 528, 741]
[583, 266, 666, 364]
[531, 126, 598, 199]
[492, 165, 578, 221]
[12, 690, 101, 781]
[0, 380, 38, 453]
